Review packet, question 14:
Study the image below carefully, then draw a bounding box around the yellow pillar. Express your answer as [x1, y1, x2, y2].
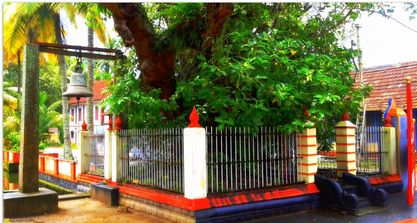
[299, 126, 317, 183]
[383, 126, 397, 175]
[335, 115, 356, 178]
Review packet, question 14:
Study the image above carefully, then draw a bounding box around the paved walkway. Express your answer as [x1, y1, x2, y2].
[7, 198, 170, 223]
[250, 192, 417, 223]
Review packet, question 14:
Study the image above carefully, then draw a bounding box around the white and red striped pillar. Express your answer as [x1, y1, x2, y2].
[299, 124, 317, 184]
[335, 113, 356, 178]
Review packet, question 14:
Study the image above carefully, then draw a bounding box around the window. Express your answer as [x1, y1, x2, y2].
[70, 109, 74, 121]
[95, 106, 99, 121]
[78, 108, 82, 121]
[70, 131, 74, 138]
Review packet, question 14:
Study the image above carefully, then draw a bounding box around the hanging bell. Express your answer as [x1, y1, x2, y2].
[62, 71, 93, 99]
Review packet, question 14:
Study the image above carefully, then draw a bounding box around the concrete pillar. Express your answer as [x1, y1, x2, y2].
[77, 130, 88, 175]
[104, 130, 113, 180]
[383, 126, 397, 175]
[335, 114, 357, 178]
[111, 130, 121, 182]
[389, 101, 408, 190]
[183, 127, 207, 199]
[299, 127, 317, 183]
[19, 44, 39, 193]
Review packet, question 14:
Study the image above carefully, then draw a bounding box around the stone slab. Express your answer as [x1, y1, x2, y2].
[91, 183, 119, 206]
[4, 187, 58, 218]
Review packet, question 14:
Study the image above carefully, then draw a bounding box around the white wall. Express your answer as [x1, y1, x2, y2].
[69, 101, 109, 147]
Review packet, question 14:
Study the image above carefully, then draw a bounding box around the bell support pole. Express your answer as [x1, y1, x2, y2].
[18, 42, 123, 193]
[37, 42, 123, 61]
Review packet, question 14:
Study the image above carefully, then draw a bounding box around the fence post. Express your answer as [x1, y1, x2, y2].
[335, 112, 356, 178]
[299, 125, 317, 183]
[70, 161, 76, 180]
[104, 129, 113, 180]
[78, 130, 88, 175]
[111, 129, 121, 183]
[39, 156, 45, 172]
[184, 107, 207, 199]
[383, 116, 397, 175]
[54, 158, 59, 176]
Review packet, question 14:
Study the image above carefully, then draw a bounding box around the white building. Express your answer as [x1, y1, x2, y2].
[68, 80, 109, 147]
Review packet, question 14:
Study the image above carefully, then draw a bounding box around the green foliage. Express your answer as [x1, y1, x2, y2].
[40, 63, 62, 106]
[103, 49, 178, 128]
[39, 91, 63, 136]
[105, 3, 370, 135]
[5, 132, 20, 151]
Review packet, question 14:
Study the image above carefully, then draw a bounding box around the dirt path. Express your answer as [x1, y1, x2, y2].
[7, 198, 171, 223]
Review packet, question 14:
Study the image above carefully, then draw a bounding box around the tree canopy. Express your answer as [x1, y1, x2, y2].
[102, 3, 377, 134]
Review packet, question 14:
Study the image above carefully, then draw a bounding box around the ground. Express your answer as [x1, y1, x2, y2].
[7, 198, 169, 223]
[7, 191, 417, 223]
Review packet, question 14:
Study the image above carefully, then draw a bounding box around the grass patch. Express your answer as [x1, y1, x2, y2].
[39, 179, 75, 195]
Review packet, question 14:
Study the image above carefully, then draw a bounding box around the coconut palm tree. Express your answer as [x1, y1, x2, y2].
[76, 3, 110, 132]
[4, 3, 109, 159]
[4, 3, 77, 159]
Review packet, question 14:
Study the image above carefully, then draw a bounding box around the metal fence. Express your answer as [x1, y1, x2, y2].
[206, 127, 303, 194]
[317, 150, 337, 178]
[317, 151, 336, 170]
[356, 126, 387, 176]
[119, 128, 183, 193]
[84, 132, 105, 176]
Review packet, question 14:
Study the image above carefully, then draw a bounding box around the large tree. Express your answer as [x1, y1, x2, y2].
[101, 3, 385, 134]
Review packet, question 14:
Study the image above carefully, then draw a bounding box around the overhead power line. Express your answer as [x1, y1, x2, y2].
[372, 10, 417, 35]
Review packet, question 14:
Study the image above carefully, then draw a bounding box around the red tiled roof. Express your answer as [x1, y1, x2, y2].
[358, 61, 417, 111]
[68, 80, 108, 105]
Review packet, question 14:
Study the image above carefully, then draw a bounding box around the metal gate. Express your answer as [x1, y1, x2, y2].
[356, 126, 387, 176]
[84, 132, 105, 176]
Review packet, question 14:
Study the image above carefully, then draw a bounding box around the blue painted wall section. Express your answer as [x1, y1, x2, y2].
[39, 173, 90, 192]
[392, 115, 409, 190]
[194, 194, 319, 223]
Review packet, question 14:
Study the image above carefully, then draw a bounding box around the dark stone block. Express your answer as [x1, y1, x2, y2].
[7, 163, 19, 173]
[91, 183, 119, 206]
[4, 188, 58, 218]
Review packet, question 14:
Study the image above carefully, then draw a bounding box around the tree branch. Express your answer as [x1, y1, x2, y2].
[202, 3, 233, 58]
[102, 3, 176, 101]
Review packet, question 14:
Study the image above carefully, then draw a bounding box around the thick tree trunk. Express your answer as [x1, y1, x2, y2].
[102, 3, 232, 99]
[102, 3, 232, 120]
[87, 27, 94, 132]
[102, 3, 176, 101]
[54, 13, 73, 160]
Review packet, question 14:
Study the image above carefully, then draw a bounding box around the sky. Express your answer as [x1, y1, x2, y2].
[356, 3, 417, 68]
[64, 3, 417, 69]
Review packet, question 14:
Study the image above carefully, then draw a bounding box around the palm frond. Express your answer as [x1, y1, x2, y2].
[93, 15, 109, 45]
[48, 100, 63, 112]
[62, 3, 78, 29]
